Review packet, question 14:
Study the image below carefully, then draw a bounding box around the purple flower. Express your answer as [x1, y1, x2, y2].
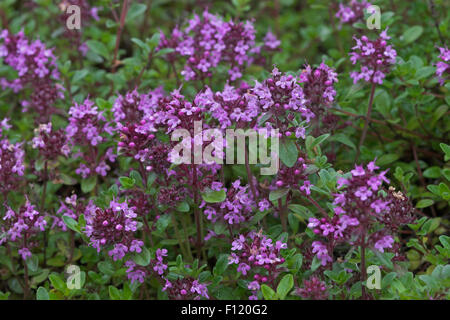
[374, 235, 394, 252]
[355, 186, 373, 201]
[336, 1, 371, 25]
[0, 30, 64, 122]
[300, 180, 313, 195]
[258, 199, 270, 212]
[349, 29, 396, 85]
[311, 241, 332, 266]
[435, 46, 450, 85]
[18, 247, 32, 260]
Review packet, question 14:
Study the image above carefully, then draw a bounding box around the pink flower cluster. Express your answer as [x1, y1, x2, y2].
[200, 180, 256, 225]
[307, 159, 415, 266]
[66, 98, 116, 178]
[125, 248, 169, 283]
[249, 67, 311, 136]
[158, 10, 279, 81]
[335, 0, 372, 25]
[0, 121, 25, 194]
[435, 46, 449, 85]
[349, 29, 396, 84]
[163, 277, 209, 300]
[125, 249, 210, 300]
[197, 83, 258, 129]
[53, 194, 96, 231]
[295, 276, 328, 300]
[0, 198, 46, 260]
[31, 122, 70, 160]
[85, 199, 143, 260]
[0, 30, 64, 122]
[299, 62, 338, 116]
[229, 231, 287, 299]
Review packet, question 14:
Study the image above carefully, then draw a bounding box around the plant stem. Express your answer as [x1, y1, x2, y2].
[192, 164, 202, 259]
[41, 161, 48, 266]
[180, 214, 194, 262]
[171, 213, 189, 259]
[244, 147, 257, 201]
[109, 0, 129, 95]
[23, 262, 30, 300]
[143, 217, 154, 246]
[356, 82, 377, 162]
[305, 195, 328, 218]
[111, 0, 129, 74]
[68, 230, 75, 264]
[22, 237, 30, 300]
[360, 237, 367, 300]
[278, 199, 287, 232]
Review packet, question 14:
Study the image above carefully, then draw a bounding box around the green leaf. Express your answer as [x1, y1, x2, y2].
[62, 216, 80, 234]
[374, 251, 394, 270]
[176, 201, 190, 212]
[311, 134, 330, 148]
[36, 287, 49, 300]
[156, 214, 171, 233]
[86, 40, 109, 58]
[416, 199, 434, 208]
[129, 171, 143, 188]
[442, 168, 450, 181]
[330, 133, 356, 150]
[98, 261, 115, 276]
[133, 246, 151, 267]
[279, 139, 298, 167]
[374, 89, 391, 118]
[213, 255, 229, 276]
[201, 189, 226, 203]
[261, 284, 278, 300]
[147, 32, 161, 50]
[26, 255, 39, 272]
[109, 286, 122, 300]
[126, 3, 147, 22]
[81, 176, 97, 193]
[376, 154, 399, 166]
[147, 172, 157, 188]
[269, 188, 289, 201]
[402, 26, 423, 44]
[440, 143, 450, 161]
[72, 69, 89, 83]
[119, 176, 135, 189]
[276, 274, 294, 300]
[431, 105, 448, 127]
[49, 274, 66, 292]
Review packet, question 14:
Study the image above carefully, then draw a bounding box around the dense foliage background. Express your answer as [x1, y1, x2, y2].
[0, 0, 448, 300]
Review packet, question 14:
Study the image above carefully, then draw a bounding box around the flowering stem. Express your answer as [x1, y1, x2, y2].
[305, 195, 328, 218]
[192, 164, 203, 259]
[22, 237, 30, 300]
[68, 230, 75, 264]
[134, 50, 154, 89]
[180, 215, 194, 262]
[111, 0, 129, 74]
[171, 213, 190, 260]
[108, 0, 129, 96]
[143, 217, 154, 247]
[170, 61, 181, 87]
[360, 240, 367, 300]
[244, 147, 257, 201]
[428, 0, 445, 45]
[23, 261, 30, 300]
[278, 199, 287, 232]
[356, 81, 377, 162]
[41, 160, 48, 266]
